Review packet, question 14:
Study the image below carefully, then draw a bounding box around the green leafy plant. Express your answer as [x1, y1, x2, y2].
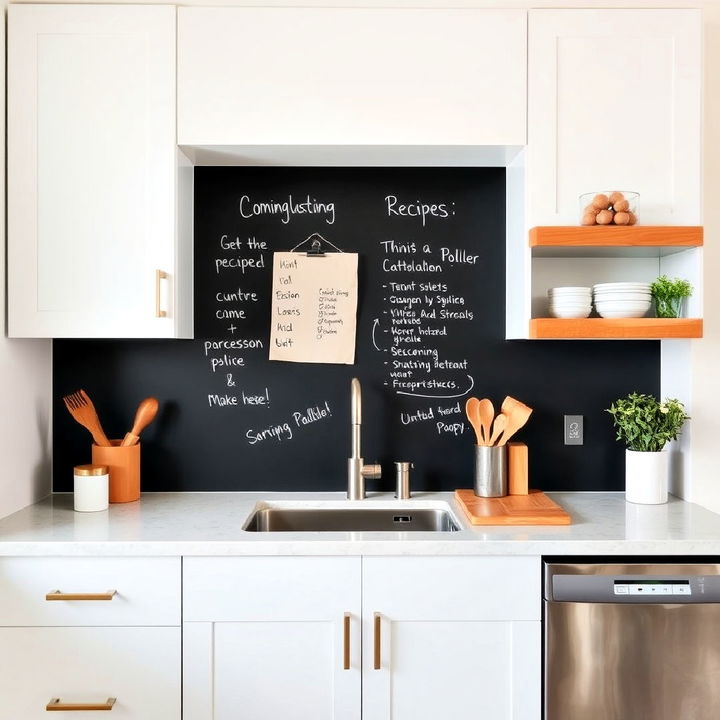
[607, 392, 689, 452]
[650, 275, 693, 319]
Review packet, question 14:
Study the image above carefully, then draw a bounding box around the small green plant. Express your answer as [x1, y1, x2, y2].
[607, 392, 689, 452]
[650, 275, 693, 318]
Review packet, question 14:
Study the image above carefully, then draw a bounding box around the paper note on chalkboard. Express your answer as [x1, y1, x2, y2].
[269, 252, 358, 364]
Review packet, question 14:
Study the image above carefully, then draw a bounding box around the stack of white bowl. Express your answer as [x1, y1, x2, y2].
[548, 287, 592, 318]
[593, 282, 652, 318]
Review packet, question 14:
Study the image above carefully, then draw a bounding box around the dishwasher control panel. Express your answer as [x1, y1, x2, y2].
[614, 581, 691, 596]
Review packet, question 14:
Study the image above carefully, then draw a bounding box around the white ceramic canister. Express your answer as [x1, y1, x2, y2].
[73, 464, 109, 512]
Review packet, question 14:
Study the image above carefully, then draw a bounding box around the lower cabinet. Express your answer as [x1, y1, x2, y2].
[183, 555, 541, 720]
[183, 556, 362, 720]
[363, 556, 541, 720]
[0, 627, 180, 718]
[0, 556, 182, 720]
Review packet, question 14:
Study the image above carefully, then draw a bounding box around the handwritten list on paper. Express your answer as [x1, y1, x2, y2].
[269, 251, 359, 364]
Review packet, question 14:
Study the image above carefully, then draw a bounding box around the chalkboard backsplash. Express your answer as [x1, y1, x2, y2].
[53, 168, 659, 492]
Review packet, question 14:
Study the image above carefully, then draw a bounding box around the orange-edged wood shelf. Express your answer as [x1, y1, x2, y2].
[529, 225, 703, 248]
[529, 318, 703, 339]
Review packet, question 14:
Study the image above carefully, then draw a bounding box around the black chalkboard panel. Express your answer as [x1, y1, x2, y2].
[53, 167, 659, 492]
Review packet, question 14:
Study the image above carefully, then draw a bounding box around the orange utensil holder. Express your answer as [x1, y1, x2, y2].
[91, 441, 140, 503]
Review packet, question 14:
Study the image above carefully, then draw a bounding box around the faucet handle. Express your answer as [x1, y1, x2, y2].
[394, 462, 413, 500]
[361, 463, 382, 480]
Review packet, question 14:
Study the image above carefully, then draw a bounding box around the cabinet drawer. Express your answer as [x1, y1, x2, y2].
[184, 556, 361, 621]
[0, 627, 180, 719]
[0, 557, 180, 626]
[363, 556, 541, 621]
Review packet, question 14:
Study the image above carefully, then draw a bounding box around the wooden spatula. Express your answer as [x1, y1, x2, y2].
[477, 399, 495, 446]
[465, 397, 484, 446]
[488, 412, 508, 446]
[121, 397, 159, 447]
[497, 396, 533, 446]
[63, 389, 111, 447]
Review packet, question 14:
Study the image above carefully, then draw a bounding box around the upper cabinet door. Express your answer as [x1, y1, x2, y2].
[527, 10, 701, 226]
[8, 5, 186, 338]
[178, 8, 526, 147]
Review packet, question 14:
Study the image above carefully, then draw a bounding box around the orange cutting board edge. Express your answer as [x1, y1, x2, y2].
[454, 489, 571, 526]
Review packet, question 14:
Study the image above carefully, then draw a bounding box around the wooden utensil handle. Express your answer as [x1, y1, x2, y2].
[120, 432, 140, 447]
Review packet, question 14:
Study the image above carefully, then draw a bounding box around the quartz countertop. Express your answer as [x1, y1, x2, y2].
[0, 491, 718, 556]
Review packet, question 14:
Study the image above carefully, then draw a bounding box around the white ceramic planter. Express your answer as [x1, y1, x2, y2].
[625, 449, 669, 504]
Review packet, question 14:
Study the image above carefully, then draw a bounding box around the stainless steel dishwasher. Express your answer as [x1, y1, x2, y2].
[544, 561, 720, 720]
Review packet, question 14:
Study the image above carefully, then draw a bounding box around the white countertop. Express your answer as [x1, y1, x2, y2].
[0, 491, 719, 556]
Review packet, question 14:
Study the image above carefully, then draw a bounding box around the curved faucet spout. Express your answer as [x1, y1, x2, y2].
[351, 377, 362, 458]
[347, 377, 381, 499]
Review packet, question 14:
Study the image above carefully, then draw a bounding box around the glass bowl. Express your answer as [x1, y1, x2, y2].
[579, 191, 639, 226]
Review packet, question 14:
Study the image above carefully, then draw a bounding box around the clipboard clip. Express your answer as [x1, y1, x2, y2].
[290, 232, 344, 257]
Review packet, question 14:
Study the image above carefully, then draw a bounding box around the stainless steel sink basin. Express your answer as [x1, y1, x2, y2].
[243, 502, 461, 532]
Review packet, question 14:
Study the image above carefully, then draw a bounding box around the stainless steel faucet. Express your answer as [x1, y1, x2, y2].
[347, 378, 381, 500]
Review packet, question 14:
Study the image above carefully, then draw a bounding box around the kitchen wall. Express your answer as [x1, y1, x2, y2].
[0, 4, 52, 518]
[53, 167, 660, 493]
[5, 0, 719, 511]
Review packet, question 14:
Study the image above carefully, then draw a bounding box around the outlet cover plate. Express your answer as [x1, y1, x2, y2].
[564, 415, 583, 445]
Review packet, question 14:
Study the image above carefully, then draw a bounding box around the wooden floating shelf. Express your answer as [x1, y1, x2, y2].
[529, 226, 703, 248]
[529, 318, 703, 340]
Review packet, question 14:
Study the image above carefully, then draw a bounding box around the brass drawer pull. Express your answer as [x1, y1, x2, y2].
[155, 269, 168, 318]
[374, 612, 381, 670]
[343, 612, 351, 670]
[46, 590, 117, 601]
[47, 697, 116, 711]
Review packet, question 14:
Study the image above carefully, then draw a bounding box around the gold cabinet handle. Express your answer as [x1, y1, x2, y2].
[46, 590, 117, 601]
[374, 612, 381, 670]
[155, 269, 168, 318]
[343, 613, 351, 670]
[47, 697, 116, 711]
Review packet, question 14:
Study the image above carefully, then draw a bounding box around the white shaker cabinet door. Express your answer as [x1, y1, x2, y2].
[183, 556, 362, 720]
[362, 556, 541, 720]
[178, 8, 526, 147]
[8, 5, 189, 338]
[0, 627, 181, 719]
[527, 9, 701, 226]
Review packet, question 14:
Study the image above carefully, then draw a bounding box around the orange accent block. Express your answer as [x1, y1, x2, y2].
[507, 442, 528, 496]
[92, 440, 140, 503]
[454, 489, 571, 526]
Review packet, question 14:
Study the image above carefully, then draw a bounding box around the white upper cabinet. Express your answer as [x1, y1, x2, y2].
[527, 9, 702, 226]
[178, 8, 527, 148]
[8, 5, 192, 338]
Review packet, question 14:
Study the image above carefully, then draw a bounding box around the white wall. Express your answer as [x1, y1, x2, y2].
[5, 0, 719, 512]
[1, 5, 52, 518]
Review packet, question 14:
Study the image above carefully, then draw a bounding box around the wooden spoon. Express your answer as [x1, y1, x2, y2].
[465, 397, 484, 446]
[497, 396, 533, 446]
[120, 397, 159, 447]
[477, 399, 495, 446]
[488, 413, 508, 446]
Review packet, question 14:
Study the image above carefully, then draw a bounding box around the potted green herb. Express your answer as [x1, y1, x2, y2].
[606, 392, 689, 504]
[650, 275, 693, 319]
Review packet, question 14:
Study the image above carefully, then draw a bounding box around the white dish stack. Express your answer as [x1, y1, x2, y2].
[548, 287, 592, 319]
[593, 282, 652, 318]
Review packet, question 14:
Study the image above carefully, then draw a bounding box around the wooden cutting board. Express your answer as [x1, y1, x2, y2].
[454, 489, 571, 526]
